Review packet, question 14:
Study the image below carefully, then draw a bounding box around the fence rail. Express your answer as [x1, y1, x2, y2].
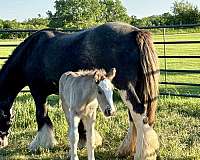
[0, 24, 200, 98]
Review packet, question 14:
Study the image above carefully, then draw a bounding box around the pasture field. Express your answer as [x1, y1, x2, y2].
[0, 93, 199, 160]
[0, 32, 200, 159]
[154, 32, 200, 96]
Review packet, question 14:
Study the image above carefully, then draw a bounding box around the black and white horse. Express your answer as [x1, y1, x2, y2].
[0, 22, 159, 158]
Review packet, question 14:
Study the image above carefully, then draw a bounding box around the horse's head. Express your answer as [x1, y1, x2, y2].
[0, 100, 12, 148]
[95, 68, 117, 117]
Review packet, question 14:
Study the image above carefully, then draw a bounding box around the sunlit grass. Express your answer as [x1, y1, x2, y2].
[0, 93, 199, 159]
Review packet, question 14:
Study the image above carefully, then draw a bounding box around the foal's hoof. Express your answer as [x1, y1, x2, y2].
[78, 130, 102, 149]
[0, 136, 8, 148]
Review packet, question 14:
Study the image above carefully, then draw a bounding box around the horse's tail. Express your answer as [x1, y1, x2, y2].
[135, 30, 160, 126]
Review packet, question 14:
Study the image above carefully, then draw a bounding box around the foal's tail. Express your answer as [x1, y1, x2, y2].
[134, 30, 160, 126]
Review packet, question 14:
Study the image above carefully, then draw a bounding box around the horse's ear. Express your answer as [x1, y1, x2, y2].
[107, 68, 116, 81]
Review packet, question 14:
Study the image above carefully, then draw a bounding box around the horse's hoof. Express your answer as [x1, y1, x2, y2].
[78, 130, 102, 149]
[28, 124, 58, 151]
[116, 140, 135, 157]
[116, 148, 130, 158]
[28, 143, 38, 152]
[0, 136, 8, 148]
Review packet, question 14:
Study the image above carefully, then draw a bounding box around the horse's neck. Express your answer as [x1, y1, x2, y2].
[0, 66, 25, 102]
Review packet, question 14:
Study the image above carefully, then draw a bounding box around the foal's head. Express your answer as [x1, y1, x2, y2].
[94, 68, 116, 117]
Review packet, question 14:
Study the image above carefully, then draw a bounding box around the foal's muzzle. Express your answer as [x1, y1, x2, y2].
[104, 106, 116, 117]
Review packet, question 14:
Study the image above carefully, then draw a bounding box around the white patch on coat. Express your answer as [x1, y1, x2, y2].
[119, 90, 159, 160]
[142, 123, 159, 160]
[98, 79, 115, 112]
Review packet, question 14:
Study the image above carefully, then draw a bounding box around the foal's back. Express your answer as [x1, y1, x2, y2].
[59, 71, 98, 111]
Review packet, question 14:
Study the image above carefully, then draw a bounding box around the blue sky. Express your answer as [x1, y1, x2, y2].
[1, 0, 200, 21]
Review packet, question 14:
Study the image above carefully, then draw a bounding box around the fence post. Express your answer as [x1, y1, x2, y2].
[162, 28, 167, 94]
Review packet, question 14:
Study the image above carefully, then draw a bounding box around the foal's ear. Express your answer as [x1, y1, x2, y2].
[94, 70, 101, 84]
[107, 68, 116, 81]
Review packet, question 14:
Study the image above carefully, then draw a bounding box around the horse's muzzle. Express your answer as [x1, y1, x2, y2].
[0, 135, 8, 148]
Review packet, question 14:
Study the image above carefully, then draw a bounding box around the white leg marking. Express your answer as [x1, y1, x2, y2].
[119, 91, 144, 159]
[143, 123, 159, 160]
[132, 113, 144, 160]
[85, 110, 96, 160]
[29, 124, 58, 151]
[117, 91, 138, 157]
[116, 120, 136, 156]
[69, 113, 80, 160]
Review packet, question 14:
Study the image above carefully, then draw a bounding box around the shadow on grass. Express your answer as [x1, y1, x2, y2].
[0, 130, 67, 159]
[177, 106, 200, 119]
[0, 130, 34, 158]
[15, 93, 33, 102]
[160, 85, 200, 96]
[162, 157, 196, 160]
[0, 128, 124, 160]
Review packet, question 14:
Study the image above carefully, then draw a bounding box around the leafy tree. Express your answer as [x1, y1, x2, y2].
[25, 17, 49, 29]
[160, 12, 174, 25]
[99, 0, 130, 23]
[171, 0, 200, 24]
[0, 19, 3, 29]
[47, 0, 130, 29]
[47, 0, 102, 29]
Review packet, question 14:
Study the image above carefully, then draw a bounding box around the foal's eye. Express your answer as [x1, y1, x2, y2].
[98, 90, 102, 94]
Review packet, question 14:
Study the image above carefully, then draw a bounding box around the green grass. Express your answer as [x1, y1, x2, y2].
[153, 32, 200, 96]
[0, 40, 21, 57]
[0, 93, 199, 159]
[0, 33, 200, 159]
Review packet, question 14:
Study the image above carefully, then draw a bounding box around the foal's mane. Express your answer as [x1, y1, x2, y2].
[67, 69, 107, 82]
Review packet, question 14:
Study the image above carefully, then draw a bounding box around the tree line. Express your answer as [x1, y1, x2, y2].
[0, 0, 200, 39]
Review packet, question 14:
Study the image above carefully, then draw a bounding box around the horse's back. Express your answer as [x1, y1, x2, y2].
[23, 22, 151, 94]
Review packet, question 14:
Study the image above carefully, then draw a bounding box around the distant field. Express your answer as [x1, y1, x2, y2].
[154, 32, 200, 96]
[0, 32, 199, 159]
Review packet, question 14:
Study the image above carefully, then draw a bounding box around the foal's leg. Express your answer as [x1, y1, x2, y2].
[83, 110, 96, 160]
[69, 112, 80, 160]
[29, 91, 57, 151]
